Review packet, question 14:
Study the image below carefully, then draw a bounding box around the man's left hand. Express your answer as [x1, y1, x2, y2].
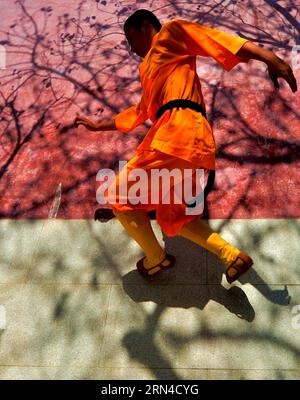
[267, 57, 298, 93]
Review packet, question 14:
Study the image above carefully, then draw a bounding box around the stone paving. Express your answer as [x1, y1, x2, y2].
[0, 218, 299, 379]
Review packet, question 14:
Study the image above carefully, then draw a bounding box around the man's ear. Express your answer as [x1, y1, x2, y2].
[141, 20, 152, 34]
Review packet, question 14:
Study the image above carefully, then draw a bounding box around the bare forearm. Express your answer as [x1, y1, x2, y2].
[93, 119, 117, 131]
[237, 41, 281, 66]
[75, 118, 117, 131]
[236, 41, 297, 93]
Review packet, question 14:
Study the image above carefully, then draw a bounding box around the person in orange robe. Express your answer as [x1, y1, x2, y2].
[74, 10, 297, 281]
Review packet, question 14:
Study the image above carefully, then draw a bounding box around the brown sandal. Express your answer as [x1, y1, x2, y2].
[225, 252, 253, 284]
[136, 253, 176, 278]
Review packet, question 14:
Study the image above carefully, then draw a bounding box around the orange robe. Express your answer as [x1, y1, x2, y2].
[106, 18, 250, 236]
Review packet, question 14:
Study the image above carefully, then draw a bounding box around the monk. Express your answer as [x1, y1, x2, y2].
[74, 9, 297, 282]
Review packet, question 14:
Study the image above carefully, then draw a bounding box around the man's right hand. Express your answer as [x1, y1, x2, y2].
[73, 116, 96, 129]
[73, 117, 117, 132]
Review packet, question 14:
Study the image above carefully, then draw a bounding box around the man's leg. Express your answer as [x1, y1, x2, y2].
[113, 209, 171, 274]
[178, 218, 247, 279]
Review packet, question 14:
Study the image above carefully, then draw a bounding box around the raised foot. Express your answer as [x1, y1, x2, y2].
[225, 252, 253, 284]
[136, 253, 176, 277]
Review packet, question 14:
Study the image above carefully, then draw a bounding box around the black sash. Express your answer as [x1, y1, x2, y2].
[155, 99, 207, 121]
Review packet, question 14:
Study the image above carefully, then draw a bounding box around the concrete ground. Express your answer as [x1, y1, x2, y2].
[0, 218, 299, 380]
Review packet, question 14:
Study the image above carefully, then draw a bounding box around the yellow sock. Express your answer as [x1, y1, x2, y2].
[113, 209, 166, 269]
[179, 219, 240, 268]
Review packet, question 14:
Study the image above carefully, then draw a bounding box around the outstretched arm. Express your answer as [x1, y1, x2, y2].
[73, 117, 117, 131]
[236, 42, 297, 93]
[73, 95, 148, 133]
[165, 19, 298, 93]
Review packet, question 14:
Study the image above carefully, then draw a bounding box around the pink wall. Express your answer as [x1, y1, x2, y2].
[0, 0, 299, 219]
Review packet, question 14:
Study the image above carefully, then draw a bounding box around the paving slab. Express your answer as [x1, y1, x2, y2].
[0, 219, 299, 380]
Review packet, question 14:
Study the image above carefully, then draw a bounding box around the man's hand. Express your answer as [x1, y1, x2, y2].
[73, 116, 96, 130]
[73, 116, 117, 132]
[237, 42, 297, 93]
[267, 57, 298, 93]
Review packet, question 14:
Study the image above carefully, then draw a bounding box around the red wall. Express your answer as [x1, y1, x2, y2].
[0, 0, 299, 219]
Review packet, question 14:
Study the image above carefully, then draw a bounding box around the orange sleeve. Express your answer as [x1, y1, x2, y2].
[166, 19, 251, 71]
[114, 95, 148, 133]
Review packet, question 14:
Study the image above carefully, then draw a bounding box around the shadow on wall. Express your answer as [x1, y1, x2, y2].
[0, 0, 299, 219]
